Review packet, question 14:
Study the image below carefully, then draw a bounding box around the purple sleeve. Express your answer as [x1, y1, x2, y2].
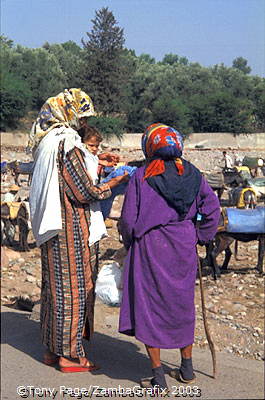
[196, 177, 221, 242]
[119, 172, 139, 249]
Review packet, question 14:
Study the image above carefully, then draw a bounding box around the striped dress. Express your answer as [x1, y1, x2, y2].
[40, 141, 111, 358]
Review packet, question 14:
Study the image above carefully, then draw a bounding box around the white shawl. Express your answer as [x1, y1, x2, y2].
[30, 126, 107, 247]
[29, 127, 84, 246]
[82, 150, 107, 246]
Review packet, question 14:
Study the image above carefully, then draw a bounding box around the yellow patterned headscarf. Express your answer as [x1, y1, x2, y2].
[28, 88, 96, 150]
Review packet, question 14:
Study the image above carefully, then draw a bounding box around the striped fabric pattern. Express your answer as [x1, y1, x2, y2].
[40, 142, 110, 358]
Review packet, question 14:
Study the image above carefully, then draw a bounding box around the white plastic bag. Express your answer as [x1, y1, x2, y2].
[95, 262, 123, 306]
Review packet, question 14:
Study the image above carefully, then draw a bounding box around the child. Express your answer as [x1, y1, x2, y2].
[80, 127, 129, 242]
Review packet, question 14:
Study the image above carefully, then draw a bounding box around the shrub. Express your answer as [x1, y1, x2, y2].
[87, 116, 125, 139]
[0, 73, 32, 130]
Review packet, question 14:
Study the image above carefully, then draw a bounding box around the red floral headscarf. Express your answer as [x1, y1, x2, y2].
[141, 123, 184, 179]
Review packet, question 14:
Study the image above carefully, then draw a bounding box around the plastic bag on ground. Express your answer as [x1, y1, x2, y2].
[95, 262, 123, 306]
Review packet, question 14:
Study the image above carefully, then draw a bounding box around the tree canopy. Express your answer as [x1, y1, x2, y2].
[81, 7, 127, 115]
[1, 10, 264, 136]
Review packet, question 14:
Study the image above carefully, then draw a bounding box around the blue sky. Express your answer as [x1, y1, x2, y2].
[1, 0, 264, 76]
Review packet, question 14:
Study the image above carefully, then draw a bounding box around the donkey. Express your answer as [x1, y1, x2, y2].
[17, 202, 31, 251]
[204, 208, 265, 278]
[1, 201, 31, 251]
[207, 232, 264, 277]
[7, 161, 34, 185]
[203, 172, 225, 200]
[1, 202, 18, 245]
[229, 187, 257, 209]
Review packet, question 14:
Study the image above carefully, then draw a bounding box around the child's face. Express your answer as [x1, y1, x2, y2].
[84, 136, 100, 155]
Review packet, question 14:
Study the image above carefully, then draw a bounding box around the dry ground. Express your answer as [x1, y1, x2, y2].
[1, 144, 264, 363]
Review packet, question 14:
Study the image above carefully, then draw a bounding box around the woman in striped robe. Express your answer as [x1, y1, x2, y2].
[29, 89, 125, 372]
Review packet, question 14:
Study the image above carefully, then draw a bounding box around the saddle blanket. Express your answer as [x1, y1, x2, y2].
[204, 172, 224, 188]
[15, 162, 34, 174]
[225, 206, 265, 233]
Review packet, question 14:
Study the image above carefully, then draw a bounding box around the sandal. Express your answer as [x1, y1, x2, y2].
[140, 378, 168, 392]
[140, 377, 153, 389]
[169, 369, 196, 384]
[59, 359, 100, 373]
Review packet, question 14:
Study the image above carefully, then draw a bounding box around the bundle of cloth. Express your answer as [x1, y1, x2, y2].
[100, 165, 137, 220]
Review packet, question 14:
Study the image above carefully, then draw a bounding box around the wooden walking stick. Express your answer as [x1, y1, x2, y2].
[197, 253, 217, 378]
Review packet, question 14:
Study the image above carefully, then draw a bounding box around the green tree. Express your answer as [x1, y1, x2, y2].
[17, 46, 66, 109]
[232, 57, 251, 74]
[0, 35, 14, 48]
[9, 45, 66, 108]
[123, 61, 161, 131]
[162, 53, 179, 65]
[138, 53, 156, 64]
[0, 72, 32, 130]
[81, 7, 127, 114]
[43, 41, 85, 88]
[0, 37, 32, 129]
[189, 92, 253, 133]
[151, 94, 190, 133]
[251, 79, 265, 130]
[161, 53, 189, 66]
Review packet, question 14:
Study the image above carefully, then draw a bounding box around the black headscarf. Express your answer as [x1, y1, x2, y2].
[146, 159, 202, 219]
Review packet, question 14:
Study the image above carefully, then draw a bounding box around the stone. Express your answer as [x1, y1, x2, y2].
[1, 247, 9, 269]
[24, 266, 36, 276]
[239, 311, 247, 316]
[232, 303, 247, 312]
[247, 301, 255, 306]
[108, 194, 125, 219]
[3, 248, 21, 261]
[11, 264, 20, 272]
[26, 275, 36, 283]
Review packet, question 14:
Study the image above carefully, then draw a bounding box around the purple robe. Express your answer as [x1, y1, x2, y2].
[118, 166, 220, 348]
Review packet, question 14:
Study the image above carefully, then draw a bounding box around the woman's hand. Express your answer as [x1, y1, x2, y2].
[107, 172, 130, 189]
[98, 183, 111, 193]
[98, 152, 120, 167]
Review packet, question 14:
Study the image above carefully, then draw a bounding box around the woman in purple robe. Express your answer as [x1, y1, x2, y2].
[118, 123, 220, 389]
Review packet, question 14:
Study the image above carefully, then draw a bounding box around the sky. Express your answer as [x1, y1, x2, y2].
[1, 0, 265, 76]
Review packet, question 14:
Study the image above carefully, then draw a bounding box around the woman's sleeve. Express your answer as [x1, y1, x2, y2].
[61, 147, 111, 204]
[119, 172, 139, 250]
[196, 177, 221, 243]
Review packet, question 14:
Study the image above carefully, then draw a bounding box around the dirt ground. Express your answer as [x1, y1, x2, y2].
[1, 144, 264, 363]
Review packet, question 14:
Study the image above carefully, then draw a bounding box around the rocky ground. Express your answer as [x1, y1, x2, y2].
[1, 144, 264, 363]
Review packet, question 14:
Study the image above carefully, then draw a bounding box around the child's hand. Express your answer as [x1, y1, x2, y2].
[98, 152, 120, 167]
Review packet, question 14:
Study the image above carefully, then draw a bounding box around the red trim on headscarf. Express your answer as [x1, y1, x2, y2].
[175, 158, 184, 175]
[144, 158, 184, 179]
[144, 159, 165, 179]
